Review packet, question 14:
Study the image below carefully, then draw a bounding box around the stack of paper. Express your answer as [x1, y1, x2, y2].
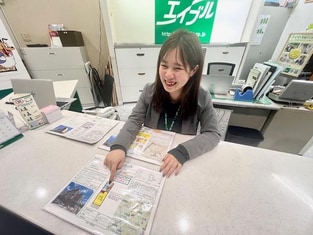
[254, 62, 283, 100]
[252, 63, 271, 97]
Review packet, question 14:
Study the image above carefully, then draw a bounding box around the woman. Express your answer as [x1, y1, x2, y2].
[105, 29, 220, 179]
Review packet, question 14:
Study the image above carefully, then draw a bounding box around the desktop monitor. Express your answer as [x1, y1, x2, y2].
[10, 79, 70, 109]
[200, 74, 235, 95]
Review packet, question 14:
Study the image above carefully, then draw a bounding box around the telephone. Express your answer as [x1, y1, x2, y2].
[83, 107, 119, 119]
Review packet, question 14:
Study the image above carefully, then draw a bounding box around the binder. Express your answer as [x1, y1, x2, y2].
[255, 62, 283, 100]
[245, 68, 261, 91]
[252, 63, 271, 98]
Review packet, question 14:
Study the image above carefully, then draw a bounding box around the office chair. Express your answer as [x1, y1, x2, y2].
[215, 108, 233, 140]
[196, 108, 232, 140]
[207, 62, 235, 75]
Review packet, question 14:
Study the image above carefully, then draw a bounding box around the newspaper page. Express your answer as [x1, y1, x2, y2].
[100, 126, 176, 165]
[44, 153, 165, 235]
[46, 114, 118, 144]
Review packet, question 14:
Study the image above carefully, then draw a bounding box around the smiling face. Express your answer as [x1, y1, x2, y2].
[159, 48, 198, 102]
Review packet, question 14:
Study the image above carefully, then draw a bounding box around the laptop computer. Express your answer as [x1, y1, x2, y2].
[268, 80, 313, 104]
[10, 79, 72, 109]
[200, 74, 235, 95]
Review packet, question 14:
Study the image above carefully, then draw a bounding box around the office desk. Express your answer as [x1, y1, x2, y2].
[259, 103, 313, 154]
[212, 95, 280, 131]
[1, 108, 313, 234]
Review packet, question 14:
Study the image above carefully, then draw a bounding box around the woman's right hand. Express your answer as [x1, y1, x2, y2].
[104, 149, 126, 182]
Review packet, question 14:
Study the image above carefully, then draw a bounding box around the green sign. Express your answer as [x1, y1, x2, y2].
[155, 0, 218, 44]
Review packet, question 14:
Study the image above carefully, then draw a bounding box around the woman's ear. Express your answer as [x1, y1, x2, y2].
[190, 65, 199, 77]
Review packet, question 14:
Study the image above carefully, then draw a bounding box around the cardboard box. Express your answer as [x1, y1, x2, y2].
[57, 30, 84, 47]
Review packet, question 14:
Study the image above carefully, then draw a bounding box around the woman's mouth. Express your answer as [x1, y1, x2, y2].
[165, 80, 177, 87]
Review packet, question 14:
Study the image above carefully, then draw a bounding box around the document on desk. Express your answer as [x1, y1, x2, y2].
[46, 114, 118, 144]
[44, 153, 165, 235]
[100, 126, 176, 165]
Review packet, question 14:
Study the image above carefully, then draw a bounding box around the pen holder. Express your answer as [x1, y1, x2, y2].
[234, 89, 253, 102]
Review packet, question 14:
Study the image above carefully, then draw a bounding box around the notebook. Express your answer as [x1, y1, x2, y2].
[268, 80, 313, 104]
[10, 79, 72, 109]
[200, 74, 235, 95]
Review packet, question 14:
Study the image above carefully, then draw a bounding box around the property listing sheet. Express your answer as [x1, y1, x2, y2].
[100, 126, 175, 165]
[46, 114, 118, 144]
[44, 154, 165, 235]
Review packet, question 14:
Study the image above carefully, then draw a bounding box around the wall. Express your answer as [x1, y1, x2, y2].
[239, 5, 291, 82]
[272, 0, 313, 61]
[106, 0, 259, 44]
[0, 0, 109, 78]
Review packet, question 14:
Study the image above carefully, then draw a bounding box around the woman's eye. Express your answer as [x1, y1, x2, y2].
[160, 64, 168, 68]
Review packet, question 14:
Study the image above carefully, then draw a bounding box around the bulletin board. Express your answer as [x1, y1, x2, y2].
[277, 32, 313, 77]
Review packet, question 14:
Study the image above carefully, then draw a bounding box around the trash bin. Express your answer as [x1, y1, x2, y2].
[225, 126, 264, 147]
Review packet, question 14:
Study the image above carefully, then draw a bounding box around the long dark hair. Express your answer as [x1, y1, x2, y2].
[152, 29, 204, 120]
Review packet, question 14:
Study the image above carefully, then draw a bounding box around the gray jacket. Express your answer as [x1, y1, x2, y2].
[113, 83, 221, 161]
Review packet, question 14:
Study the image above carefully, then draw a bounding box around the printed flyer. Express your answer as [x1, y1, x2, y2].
[44, 154, 165, 235]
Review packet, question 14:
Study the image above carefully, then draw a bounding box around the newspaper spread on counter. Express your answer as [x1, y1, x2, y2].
[100, 126, 175, 165]
[44, 153, 165, 235]
[46, 114, 118, 144]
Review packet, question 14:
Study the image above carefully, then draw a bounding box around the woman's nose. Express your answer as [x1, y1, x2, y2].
[165, 69, 174, 78]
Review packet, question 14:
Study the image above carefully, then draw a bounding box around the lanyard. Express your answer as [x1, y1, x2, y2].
[165, 106, 181, 131]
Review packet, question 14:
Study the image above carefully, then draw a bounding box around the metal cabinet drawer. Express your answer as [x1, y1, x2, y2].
[21, 47, 88, 70]
[115, 47, 160, 69]
[118, 68, 155, 87]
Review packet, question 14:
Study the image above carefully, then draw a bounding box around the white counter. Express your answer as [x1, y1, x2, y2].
[1, 108, 313, 234]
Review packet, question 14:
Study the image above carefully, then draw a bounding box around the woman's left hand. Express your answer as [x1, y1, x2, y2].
[160, 153, 182, 177]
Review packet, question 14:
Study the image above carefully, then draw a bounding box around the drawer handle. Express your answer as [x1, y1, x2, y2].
[139, 90, 143, 92]
[48, 52, 56, 55]
[56, 73, 64, 76]
[222, 51, 229, 54]
[136, 53, 145, 56]
[138, 72, 146, 76]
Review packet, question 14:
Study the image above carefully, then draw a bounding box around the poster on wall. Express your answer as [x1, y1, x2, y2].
[250, 14, 271, 46]
[107, 0, 252, 44]
[0, 38, 17, 73]
[0, 18, 30, 90]
[277, 33, 313, 77]
[155, 0, 218, 44]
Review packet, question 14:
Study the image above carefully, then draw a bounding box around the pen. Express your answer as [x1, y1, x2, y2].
[108, 174, 114, 185]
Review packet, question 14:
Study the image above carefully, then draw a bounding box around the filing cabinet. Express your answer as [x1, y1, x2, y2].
[115, 46, 160, 103]
[115, 44, 246, 102]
